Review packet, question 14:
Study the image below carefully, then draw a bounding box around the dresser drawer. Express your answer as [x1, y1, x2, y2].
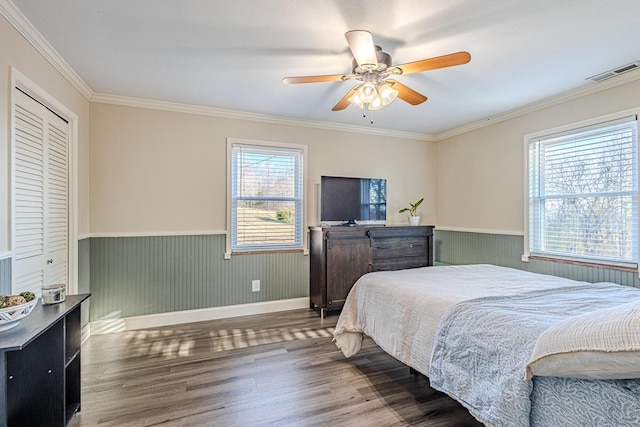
[371, 237, 429, 260]
[372, 258, 429, 272]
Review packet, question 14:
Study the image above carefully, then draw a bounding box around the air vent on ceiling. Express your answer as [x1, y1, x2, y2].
[587, 61, 640, 82]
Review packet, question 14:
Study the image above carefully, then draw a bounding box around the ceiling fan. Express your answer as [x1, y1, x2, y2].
[283, 30, 471, 112]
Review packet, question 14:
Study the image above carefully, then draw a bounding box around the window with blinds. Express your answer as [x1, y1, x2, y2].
[528, 116, 638, 265]
[230, 141, 304, 251]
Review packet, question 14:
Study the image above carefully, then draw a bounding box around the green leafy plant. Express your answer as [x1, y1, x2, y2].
[398, 198, 424, 216]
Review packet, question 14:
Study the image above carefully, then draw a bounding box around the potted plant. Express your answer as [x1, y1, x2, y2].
[399, 198, 424, 226]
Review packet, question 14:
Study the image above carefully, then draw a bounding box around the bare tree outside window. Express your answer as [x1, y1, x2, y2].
[529, 118, 638, 264]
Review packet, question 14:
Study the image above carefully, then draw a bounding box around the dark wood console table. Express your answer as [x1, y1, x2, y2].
[309, 225, 433, 317]
[0, 293, 90, 427]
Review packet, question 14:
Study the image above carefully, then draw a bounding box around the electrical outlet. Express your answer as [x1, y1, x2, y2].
[252, 279, 260, 292]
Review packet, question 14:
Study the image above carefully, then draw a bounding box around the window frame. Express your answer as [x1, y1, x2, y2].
[523, 109, 640, 270]
[225, 138, 307, 257]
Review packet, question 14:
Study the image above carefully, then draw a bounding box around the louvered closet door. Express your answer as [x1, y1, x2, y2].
[13, 90, 69, 295]
[45, 110, 69, 285]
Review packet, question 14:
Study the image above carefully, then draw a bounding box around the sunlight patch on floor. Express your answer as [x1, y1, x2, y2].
[119, 325, 335, 359]
[208, 326, 335, 352]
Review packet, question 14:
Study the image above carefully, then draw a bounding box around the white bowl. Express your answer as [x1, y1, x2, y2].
[0, 298, 38, 332]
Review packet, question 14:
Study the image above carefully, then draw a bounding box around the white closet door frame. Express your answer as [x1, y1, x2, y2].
[10, 68, 79, 294]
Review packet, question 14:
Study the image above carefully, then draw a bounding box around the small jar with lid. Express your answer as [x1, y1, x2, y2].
[41, 283, 66, 305]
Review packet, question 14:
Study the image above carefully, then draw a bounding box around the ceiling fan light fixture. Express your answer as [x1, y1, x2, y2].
[283, 30, 470, 113]
[378, 83, 398, 106]
[359, 77, 377, 103]
[369, 95, 384, 111]
[348, 91, 365, 109]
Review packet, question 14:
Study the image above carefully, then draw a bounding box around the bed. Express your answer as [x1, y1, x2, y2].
[333, 264, 640, 427]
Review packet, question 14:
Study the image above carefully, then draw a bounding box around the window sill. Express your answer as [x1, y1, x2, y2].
[527, 254, 638, 273]
[224, 248, 308, 258]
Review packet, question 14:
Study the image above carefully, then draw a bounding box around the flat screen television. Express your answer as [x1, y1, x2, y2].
[320, 176, 387, 226]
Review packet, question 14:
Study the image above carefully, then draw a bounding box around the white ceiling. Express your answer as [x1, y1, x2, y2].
[9, 0, 640, 136]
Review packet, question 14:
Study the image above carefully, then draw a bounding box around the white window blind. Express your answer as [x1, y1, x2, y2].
[528, 116, 638, 265]
[230, 142, 304, 251]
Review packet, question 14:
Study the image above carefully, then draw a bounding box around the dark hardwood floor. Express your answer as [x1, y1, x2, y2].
[69, 309, 483, 427]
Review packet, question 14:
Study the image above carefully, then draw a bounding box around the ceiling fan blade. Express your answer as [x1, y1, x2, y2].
[345, 30, 378, 68]
[395, 51, 471, 75]
[283, 74, 346, 84]
[387, 80, 427, 105]
[332, 85, 360, 111]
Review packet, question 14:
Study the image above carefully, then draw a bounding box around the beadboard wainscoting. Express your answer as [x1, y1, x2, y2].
[8, 231, 638, 334]
[435, 229, 640, 288]
[0, 257, 10, 295]
[78, 238, 92, 324]
[88, 234, 309, 325]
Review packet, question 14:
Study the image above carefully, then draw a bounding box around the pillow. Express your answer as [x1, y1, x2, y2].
[525, 298, 640, 380]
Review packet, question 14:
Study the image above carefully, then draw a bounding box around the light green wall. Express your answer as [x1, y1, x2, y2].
[6, 236, 306, 324]
[81, 229, 640, 324]
[87, 235, 308, 321]
[0, 258, 10, 295]
[78, 238, 91, 323]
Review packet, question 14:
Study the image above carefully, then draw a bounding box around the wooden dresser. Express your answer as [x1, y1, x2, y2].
[309, 225, 434, 317]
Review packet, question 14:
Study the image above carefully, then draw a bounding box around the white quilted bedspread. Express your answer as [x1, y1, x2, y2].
[333, 264, 585, 374]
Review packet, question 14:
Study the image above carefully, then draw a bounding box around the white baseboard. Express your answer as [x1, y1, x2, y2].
[88, 297, 310, 335]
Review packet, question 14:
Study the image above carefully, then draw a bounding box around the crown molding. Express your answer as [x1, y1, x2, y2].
[92, 67, 640, 143]
[433, 67, 640, 141]
[91, 92, 433, 141]
[0, 0, 93, 99]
